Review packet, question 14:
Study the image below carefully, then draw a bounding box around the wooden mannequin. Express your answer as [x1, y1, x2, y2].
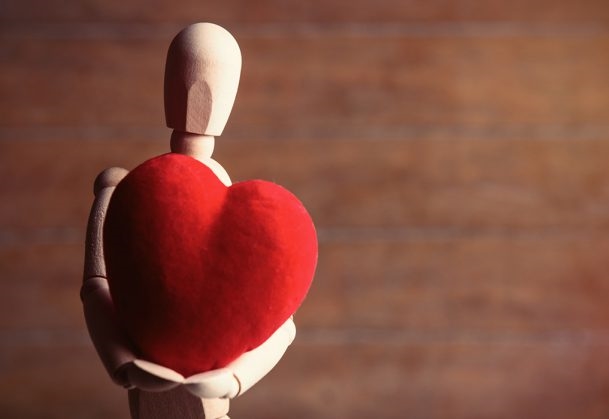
[81, 23, 297, 419]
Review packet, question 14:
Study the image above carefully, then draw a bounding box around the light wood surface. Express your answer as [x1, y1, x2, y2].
[164, 23, 241, 135]
[129, 388, 229, 419]
[81, 22, 306, 415]
[81, 23, 298, 416]
[2, 1, 609, 418]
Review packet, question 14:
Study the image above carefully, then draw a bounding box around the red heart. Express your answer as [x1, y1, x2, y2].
[104, 153, 317, 376]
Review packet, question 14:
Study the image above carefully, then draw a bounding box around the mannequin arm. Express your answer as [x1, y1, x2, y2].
[184, 317, 296, 398]
[127, 317, 297, 399]
[225, 316, 296, 397]
[81, 167, 136, 386]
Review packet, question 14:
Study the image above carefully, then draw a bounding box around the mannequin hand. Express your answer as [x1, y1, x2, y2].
[120, 316, 296, 398]
[123, 360, 238, 398]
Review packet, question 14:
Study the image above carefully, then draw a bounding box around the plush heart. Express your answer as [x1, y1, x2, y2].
[104, 153, 317, 376]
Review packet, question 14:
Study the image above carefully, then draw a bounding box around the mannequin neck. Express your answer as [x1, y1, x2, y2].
[170, 130, 215, 161]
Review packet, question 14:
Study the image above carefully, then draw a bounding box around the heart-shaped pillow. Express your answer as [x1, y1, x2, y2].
[104, 153, 317, 376]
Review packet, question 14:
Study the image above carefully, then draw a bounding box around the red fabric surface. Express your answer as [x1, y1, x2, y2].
[104, 153, 317, 376]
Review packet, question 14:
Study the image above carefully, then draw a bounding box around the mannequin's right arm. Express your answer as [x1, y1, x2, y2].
[81, 167, 136, 387]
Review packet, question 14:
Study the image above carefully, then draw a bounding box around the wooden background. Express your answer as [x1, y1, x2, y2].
[2, 1, 609, 418]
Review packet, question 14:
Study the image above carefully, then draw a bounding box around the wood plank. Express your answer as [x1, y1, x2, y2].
[0, 138, 166, 233]
[218, 137, 609, 232]
[2, 340, 609, 419]
[0, 343, 128, 419]
[4, 3, 609, 418]
[3, 137, 609, 233]
[0, 38, 166, 128]
[2, 36, 609, 139]
[2, 0, 609, 24]
[2, 233, 609, 417]
[298, 237, 609, 333]
[234, 340, 609, 419]
[4, 237, 609, 334]
[0, 243, 86, 330]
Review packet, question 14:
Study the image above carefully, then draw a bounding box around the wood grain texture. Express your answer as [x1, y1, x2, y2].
[240, 340, 609, 419]
[3, 137, 609, 233]
[0, 343, 128, 419]
[4, 237, 609, 334]
[0, 244, 84, 330]
[3, 340, 609, 419]
[2, 35, 609, 139]
[304, 238, 609, 333]
[2, 0, 609, 23]
[2, 1, 609, 418]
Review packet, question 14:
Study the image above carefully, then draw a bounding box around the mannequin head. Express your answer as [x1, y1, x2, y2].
[164, 23, 242, 136]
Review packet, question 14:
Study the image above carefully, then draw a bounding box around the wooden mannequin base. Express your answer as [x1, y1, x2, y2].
[128, 387, 230, 419]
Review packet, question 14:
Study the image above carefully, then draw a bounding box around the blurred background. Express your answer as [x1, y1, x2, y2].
[2, 0, 609, 418]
